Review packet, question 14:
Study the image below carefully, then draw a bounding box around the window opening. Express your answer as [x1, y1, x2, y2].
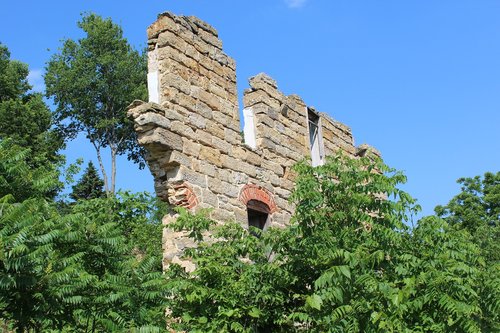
[308, 108, 323, 167]
[247, 199, 269, 231]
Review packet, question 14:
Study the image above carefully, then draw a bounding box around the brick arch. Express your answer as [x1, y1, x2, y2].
[239, 184, 277, 214]
[168, 182, 199, 210]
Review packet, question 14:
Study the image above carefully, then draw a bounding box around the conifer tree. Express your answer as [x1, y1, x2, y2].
[70, 161, 105, 201]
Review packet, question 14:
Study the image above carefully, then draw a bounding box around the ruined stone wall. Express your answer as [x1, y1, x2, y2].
[127, 12, 379, 269]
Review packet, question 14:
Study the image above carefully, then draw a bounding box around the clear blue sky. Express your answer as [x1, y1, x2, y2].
[1, 0, 499, 219]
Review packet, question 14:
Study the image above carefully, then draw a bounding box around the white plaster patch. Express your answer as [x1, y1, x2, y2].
[243, 107, 256, 149]
[147, 71, 159, 103]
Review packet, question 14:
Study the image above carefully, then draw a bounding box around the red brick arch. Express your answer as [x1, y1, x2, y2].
[170, 182, 199, 209]
[239, 184, 277, 213]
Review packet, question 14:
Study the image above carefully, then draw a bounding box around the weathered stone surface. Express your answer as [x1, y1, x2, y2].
[126, 12, 379, 274]
[182, 138, 201, 157]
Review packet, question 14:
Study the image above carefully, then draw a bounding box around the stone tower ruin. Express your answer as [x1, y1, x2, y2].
[127, 12, 379, 269]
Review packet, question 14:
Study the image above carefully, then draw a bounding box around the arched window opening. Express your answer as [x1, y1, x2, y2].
[247, 199, 270, 231]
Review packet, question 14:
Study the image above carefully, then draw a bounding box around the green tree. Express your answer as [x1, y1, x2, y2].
[45, 13, 148, 195]
[0, 139, 60, 202]
[1, 141, 168, 332]
[166, 154, 495, 332]
[435, 172, 500, 331]
[0, 141, 74, 331]
[70, 161, 106, 201]
[0, 43, 63, 169]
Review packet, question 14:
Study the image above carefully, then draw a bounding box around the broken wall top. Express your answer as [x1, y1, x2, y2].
[128, 11, 380, 223]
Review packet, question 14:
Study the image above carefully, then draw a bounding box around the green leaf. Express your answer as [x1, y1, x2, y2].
[306, 294, 323, 310]
[248, 307, 261, 318]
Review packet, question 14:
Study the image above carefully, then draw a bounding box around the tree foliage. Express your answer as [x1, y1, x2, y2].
[0, 43, 63, 169]
[436, 171, 500, 331]
[45, 13, 147, 195]
[70, 161, 106, 201]
[0, 142, 168, 332]
[166, 154, 498, 332]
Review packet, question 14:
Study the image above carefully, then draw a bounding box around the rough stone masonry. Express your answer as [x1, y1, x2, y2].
[127, 12, 380, 270]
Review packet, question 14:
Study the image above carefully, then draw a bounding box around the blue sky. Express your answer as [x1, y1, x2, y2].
[1, 1, 499, 219]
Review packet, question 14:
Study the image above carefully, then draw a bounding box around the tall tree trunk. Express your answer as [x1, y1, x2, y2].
[94, 145, 110, 196]
[110, 145, 117, 194]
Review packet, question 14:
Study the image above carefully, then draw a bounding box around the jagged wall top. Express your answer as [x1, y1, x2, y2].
[131, 11, 382, 214]
[128, 11, 380, 270]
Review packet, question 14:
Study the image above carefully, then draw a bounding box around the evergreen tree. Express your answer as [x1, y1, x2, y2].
[70, 161, 106, 201]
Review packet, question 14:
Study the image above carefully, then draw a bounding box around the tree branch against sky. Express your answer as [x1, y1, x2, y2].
[45, 13, 147, 195]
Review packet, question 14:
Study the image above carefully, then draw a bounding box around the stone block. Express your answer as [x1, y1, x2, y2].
[207, 177, 239, 198]
[176, 93, 197, 113]
[208, 82, 227, 100]
[206, 121, 224, 139]
[135, 112, 171, 129]
[213, 111, 240, 132]
[210, 209, 234, 222]
[197, 160, 217, 177]
[139, 128, 183, 151]
[202, 189, 219, 207]
[261, 159, 284, 177]
[243, 89, 280, 109]
[157, 30, 187, 51]
[224, 128, 243, 145]
[256, 137, 276, 151]
[200, 146, 222, 167]
[170, 121, 196, 140]
[212, 136, 232, 155]
[163, 72, 191, 95]
[182, 138, 201, 157]
[199, 29, 223, 49]
[233, 171, 249, 185]
[187, 15, 219, 36]
[147, 13, 178, 39]
[195, 101, 213, 119]
[199, 89, 221, 111]
[189, 113, 207, 129]
[161, 150, 191, 168]
[221, 155, 257, 178]
[244, 150, 262, 167]
[179, 166, 207, 188]
[232, 146, 247, 160]
[216, 167, 233, 183]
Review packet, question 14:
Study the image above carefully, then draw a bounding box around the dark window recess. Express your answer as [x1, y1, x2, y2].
[308, 108, 322, 167]
[247, 199, 270, 231]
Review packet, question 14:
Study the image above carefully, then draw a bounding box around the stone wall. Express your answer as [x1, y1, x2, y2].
[127, 12, 380, 269]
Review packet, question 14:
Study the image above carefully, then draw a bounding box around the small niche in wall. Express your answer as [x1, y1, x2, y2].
[247, 199, 270, 231]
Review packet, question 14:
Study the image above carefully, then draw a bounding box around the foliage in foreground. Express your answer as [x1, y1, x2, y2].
[166, 154, 498, 333]
[0, 142, 168, 332]
[1, 134, 498, 332]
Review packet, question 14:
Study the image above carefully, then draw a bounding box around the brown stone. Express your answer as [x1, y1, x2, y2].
[199, 146, 222, 167]
[127, 12, 380, 274]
